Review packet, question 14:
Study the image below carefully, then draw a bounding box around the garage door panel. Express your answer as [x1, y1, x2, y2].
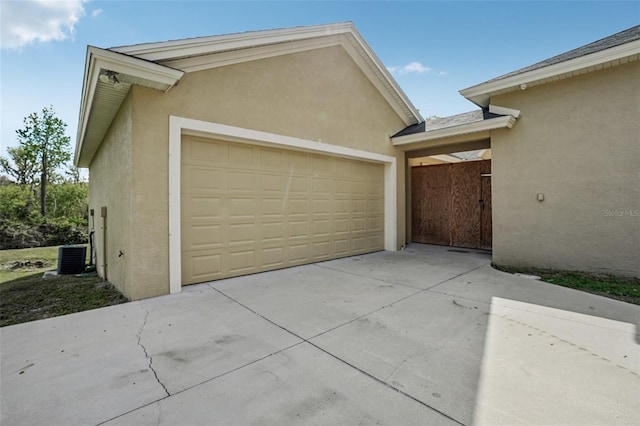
[368, 235, 384, 250]
[312, 199, 331, 215]
[334, 218, 350, 234]
[351, 237, 367, 252]
[351, 181, 366, 195]
[260, 173, 286, 193]
[184, 138, 227, 165]
[189, 224, 222, 249]
[368, 216, 383, 231]
[260, 148, 285, 169]
[288, 176, 309, 194]
[334, 199, 350, 215]
[289, 221, 310, 239]
[228, 145, 254, 166]
[228, 249, 256, 273]
[228, 223, 255, 245]
[312, 178, 332, 194]
[287, 198, 309, 215]
[186, 252, 222, 281]
[352, 199, 366, 214]
[312, 240, 332, 260]
[289, 243, 310, 263]
[181, 136, 384, 285]
[229, 197, 257, 218]
[261, 198, 285, 217]
[260, 246, 285, 268]
[228, 171, 256, 191]
[261, 221, 285, 242]
[334, 239, 349, 255]
[184, 167, 227, 192]
[288, 153, 308, 173]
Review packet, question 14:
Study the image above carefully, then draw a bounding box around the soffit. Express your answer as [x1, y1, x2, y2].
[74, 47, 184, 167]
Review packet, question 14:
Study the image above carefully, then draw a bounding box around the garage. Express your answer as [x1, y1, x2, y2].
[181, 135, 385, 285]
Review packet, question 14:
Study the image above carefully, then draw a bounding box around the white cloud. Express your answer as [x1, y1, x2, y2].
[1, 0, 88, 50]
[399, 61, 431, 75]
[388, 61, 449, 77]
[91, 8, 103, 18]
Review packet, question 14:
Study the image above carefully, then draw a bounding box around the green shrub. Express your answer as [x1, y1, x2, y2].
[0, 218, 87, 250]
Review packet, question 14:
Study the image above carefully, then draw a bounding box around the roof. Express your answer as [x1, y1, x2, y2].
[392, 109, 505, 138]
[461, 25, 640, 107]
[391, 106, 519, 148]
[75, 22, 423, 167]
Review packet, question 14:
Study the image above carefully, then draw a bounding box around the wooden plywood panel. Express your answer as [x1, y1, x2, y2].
[411, 164, 450, 245]
[412, 160, 492, 250]
[450, 162, 482, 248]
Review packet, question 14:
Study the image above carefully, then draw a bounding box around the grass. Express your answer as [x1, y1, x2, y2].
[495, 265, 640, 305]
[1, 246, 127, 327]
[0, 245, 64, 282]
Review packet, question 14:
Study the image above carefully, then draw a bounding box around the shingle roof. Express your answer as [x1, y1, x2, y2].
[484, 25, 640, 84]
[392, 109, 505, 137]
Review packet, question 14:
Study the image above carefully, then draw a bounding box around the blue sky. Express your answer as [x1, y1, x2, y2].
[1, 1, 638, 164]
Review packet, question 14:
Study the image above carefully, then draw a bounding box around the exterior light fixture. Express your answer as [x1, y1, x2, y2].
[99, 70, 120, 87]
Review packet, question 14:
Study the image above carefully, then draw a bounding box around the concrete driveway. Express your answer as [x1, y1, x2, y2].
[2, 244, 639, 425]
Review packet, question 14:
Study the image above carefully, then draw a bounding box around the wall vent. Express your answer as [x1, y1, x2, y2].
[57, 246, 87, 275]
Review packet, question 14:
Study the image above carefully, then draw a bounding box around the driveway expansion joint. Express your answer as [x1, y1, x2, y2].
[210, 285, 466, 425]
[136, 302, 170, 397]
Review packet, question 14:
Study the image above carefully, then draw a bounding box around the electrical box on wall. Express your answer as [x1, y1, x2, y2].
[101, 206, 107, 217]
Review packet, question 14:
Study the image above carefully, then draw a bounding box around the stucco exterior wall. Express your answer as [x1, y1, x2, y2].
[126, 45, 408, 298]
[491, 61, 640, 277]
[88, 94, 133, 298]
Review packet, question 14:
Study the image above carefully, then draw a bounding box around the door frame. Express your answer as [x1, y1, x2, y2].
[168, 115, 397, 294]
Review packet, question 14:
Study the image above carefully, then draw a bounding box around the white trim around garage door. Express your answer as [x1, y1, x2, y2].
[168, 116, 397, 294]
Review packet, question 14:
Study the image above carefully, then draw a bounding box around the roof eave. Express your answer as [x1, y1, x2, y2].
[74, 47, 184, 167]
[111, 22, 423, 126]
[460, 39, 640, 107]
[391, 115, 517, 148]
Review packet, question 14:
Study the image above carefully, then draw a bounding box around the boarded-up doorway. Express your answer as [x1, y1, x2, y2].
[412, 160, 491, 250]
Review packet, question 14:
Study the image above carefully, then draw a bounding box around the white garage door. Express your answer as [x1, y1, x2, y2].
[181, 135, 384, 285]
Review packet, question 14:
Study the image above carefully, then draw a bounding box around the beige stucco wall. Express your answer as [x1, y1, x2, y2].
[88, 93, 133, 298]
[491, 61, 640, 277]
[122, 45, 408, 299]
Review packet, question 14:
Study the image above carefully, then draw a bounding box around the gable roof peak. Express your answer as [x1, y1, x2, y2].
[109, 22, 358, 61]
[460, 25, 640, 107]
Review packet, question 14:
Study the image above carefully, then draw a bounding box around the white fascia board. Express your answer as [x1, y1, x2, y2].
[460, 39, 640, 107]
[112, 22, 356, 61]
[392, 115, 516, 147]
[489, 105, 521, 118]
[74, 47, 184, 166]
[111, 22, 422, 125]
[344, 29, 423, 124]
[88, 47, 184, 88]
[164, 36, 343, 73]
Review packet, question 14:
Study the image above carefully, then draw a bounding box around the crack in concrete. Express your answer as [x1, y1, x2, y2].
[137, 302, 170, 397]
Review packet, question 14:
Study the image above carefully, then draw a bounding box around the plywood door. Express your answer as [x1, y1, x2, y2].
[411, 160, 491, 250]
[180, 135, 385, 285]
[411, 164, 450, 245]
